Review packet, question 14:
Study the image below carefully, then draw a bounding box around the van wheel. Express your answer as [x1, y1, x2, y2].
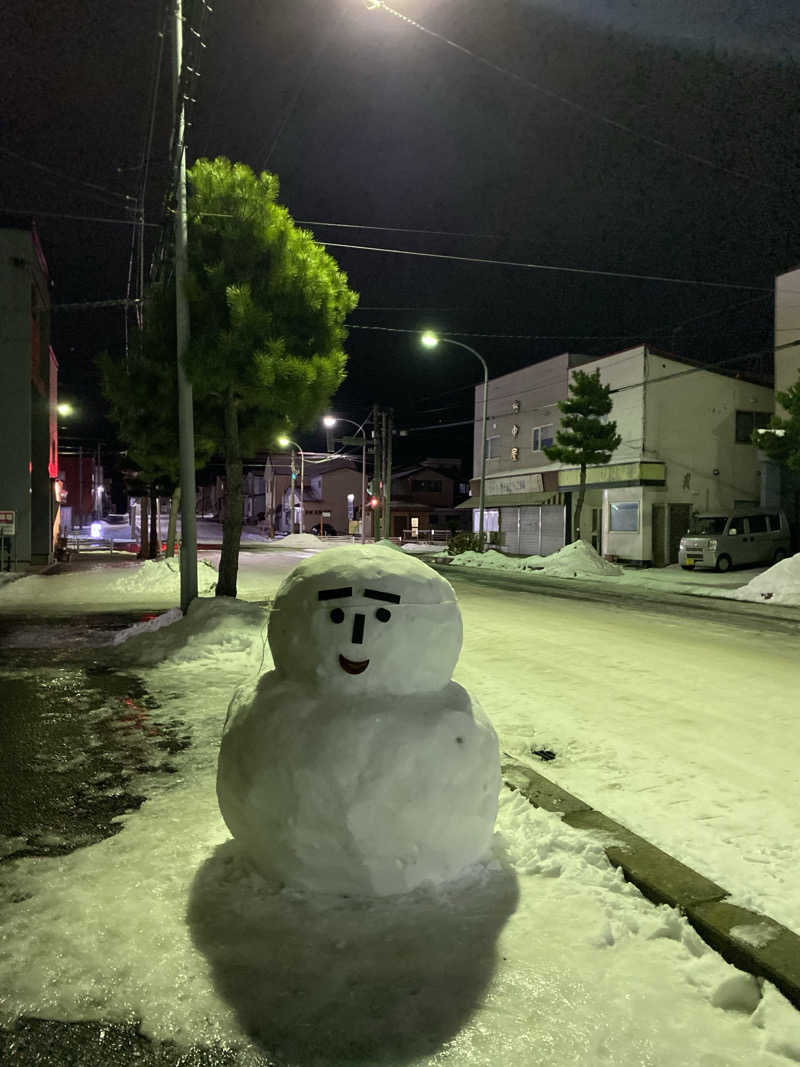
[773, 548, 789, 564]
[716, 555, 732, 573]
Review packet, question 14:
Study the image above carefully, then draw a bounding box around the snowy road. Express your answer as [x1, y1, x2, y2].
[449, 573, 800, 935]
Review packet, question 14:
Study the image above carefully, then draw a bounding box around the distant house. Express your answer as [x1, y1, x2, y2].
[463, 344, 774, 565]
[0, 218, 59, 568]
[387, 460, 470, 540]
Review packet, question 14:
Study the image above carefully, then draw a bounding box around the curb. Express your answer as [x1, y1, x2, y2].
[502, 759, 800, 1010]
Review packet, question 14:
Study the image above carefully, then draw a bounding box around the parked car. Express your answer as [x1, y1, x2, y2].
[311, 523, 337, 536]
[678, 510, 791, 572]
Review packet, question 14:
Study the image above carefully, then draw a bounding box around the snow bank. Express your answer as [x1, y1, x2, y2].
[449, 540, 623, 578]
[111, 558, 218, 594]
[110, 595, 268, 667]
[275, 533, 324, 549]
[449, 549, 522, 570]
[729, 553, 800, 605]
[538, 539, 624, 578]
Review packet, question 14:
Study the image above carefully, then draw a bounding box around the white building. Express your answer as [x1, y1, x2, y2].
[466, 344, 774, 565]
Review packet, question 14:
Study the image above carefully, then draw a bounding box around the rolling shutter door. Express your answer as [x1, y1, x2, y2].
[540, 505, 566, 556]
[517, 507, 542, 556]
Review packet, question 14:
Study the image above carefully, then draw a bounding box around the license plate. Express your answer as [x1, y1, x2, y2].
[684, 559, 694, 567]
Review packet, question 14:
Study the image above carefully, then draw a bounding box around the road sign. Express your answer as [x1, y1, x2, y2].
[0, 509, 15, 535]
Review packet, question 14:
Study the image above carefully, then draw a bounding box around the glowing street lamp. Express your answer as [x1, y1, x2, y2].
[323, 414, 367, 543]
[57, 402, 73, 417]
[421, 331, 489, 552]
[277, 436, 305, 533]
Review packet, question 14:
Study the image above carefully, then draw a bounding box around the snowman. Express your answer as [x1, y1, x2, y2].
[216, 543, 501, 897]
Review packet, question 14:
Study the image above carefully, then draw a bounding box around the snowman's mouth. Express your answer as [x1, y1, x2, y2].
[339, 654, 370, 675]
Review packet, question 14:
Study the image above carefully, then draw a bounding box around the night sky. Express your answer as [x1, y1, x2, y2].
[3, 0, 799, 472]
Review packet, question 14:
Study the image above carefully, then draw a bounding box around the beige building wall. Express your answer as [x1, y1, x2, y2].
[644, 352, 772, 512]
[775, 268, 800, 414]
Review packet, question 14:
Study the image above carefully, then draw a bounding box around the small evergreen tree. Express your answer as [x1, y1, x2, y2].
[544, 368, 621, 542]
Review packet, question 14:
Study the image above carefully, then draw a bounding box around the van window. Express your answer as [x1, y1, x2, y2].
[767, 513, 782, 531]
[745, 514, 768, 533]
[688, 516, 726, 535]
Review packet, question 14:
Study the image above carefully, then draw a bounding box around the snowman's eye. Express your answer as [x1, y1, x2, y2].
[375, 607, 391, 623]
[330, 608, 345, 624]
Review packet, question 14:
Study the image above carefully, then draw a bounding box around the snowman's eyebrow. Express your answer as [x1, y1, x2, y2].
[363, 589, 401, 603]
[317, 587, 352, 601]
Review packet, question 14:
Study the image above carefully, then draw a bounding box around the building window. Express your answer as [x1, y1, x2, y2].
[532, 424, 554, 452]
[609, 501, 639, 532]
[735, 410, 771, 443]
[485, 435, 500, 459]
[411, 479, 442, 492]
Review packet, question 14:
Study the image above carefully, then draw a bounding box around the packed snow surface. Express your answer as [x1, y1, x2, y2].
[217, 545, 500, 896]
[2, 543, 800, 1062]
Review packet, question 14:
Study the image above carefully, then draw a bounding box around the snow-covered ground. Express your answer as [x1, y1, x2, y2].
[1, 546, 799, 1063]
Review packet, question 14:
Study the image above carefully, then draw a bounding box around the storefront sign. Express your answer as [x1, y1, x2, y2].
[0, 509, 15, 535]
[557, 461, 665, 488]
[487, 472, 544, 497]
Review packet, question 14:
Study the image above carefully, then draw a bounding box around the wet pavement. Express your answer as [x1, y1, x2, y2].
[0, 613, 190, 864]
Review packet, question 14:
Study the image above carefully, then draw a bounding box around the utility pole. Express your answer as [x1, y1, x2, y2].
[372, 403, 382, 541]
[172, 0, 198, 612]
[382, 408, 392, 540]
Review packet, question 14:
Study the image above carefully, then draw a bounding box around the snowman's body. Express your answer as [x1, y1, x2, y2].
[217, 544, 501, 897]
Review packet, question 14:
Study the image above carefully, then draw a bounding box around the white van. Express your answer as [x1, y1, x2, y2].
[678, 510, 791, 572]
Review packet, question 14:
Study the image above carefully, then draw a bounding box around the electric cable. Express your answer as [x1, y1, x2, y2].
[362, 1, 781, 193]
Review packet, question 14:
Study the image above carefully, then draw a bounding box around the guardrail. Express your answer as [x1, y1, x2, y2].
[401, 529, 451, 542]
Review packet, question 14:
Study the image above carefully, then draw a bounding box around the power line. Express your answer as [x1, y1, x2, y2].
[321, 240, 773, 292]
[0, 207, 160, 227]
[364, 2, 781, 193]
[298, 219, 523, 242]
[0, 146, 137, 207]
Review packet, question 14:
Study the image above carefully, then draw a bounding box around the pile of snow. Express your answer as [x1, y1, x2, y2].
[110, 596, 268, 668]
[730, 553, 800, 605]
[112, 558, 218, 594]
[537, 539, 624, 578]
[400, 541, 443, 555]
[275, 533, 324, 549]
[449, 541, 623, 578]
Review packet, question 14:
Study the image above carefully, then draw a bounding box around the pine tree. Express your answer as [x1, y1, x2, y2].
[184, 158, 358, 597]
[98, 282, 215, 559]
[544, 368, 622, 542]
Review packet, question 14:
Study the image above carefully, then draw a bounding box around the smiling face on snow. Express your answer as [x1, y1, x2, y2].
[318, 584, 401, 675]
[267, 546, 463, 696]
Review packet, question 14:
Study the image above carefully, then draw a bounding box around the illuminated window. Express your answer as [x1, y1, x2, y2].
[609, 501, 639, 532]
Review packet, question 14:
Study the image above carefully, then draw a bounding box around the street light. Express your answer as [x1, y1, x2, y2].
[277, 436, 305, 533]
[57, 402, 73, 417]
[323, 414, 367, 543]
[421, 331, 489, 552]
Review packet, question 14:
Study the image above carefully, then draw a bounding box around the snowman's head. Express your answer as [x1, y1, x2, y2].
[268, 544, 463, 695]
